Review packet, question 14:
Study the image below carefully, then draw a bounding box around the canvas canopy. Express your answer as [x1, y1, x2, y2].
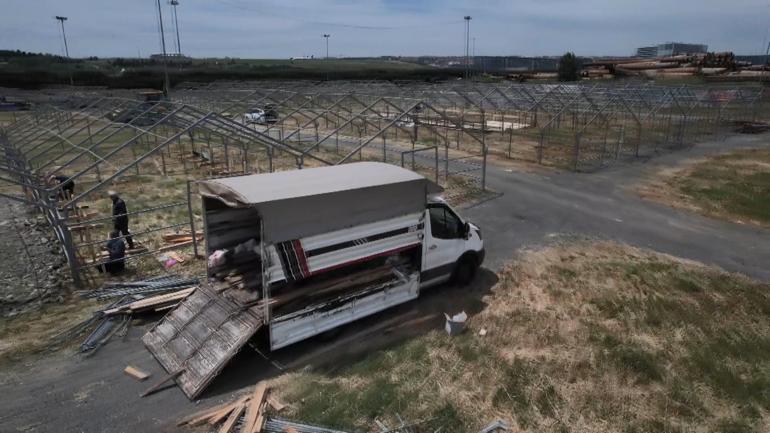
[198, 162, 443, 243]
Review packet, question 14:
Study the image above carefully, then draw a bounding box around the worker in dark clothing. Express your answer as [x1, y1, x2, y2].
[48, 174, 75, 199]
[108, 190, 134, 249]
[102, 230, 126, 275]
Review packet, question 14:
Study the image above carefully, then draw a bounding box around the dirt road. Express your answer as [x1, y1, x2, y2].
[1, 132, 769, 432]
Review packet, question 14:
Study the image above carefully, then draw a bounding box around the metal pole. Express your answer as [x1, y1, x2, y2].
[171, 0, 182, 54]
[56, 17, 70, 58]
[156, 0, 171, 94]
[186, 180, 199, 258]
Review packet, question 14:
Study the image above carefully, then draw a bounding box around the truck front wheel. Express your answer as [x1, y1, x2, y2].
[452, 255, 478, 285]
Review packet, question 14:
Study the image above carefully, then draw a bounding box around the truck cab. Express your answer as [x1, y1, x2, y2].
[422, 197, 484, 287]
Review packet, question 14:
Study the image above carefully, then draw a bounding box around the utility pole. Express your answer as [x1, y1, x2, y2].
[472, 37, 476, 77]
[463, 16, 471, 80]
[155, 0, 170, 95]
[55, 16, 69, 57]
[170, 0, 182, 55]
[323, 34, 330, 59]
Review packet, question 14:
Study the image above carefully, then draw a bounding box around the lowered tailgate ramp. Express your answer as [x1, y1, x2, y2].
[142, 285, 264, 399]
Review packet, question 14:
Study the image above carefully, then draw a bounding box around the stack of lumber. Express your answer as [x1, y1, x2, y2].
[102, 287, 196, 315]
[161, 230, 203, 251]
[271, 264, 398, 314]
[178, 381, 286, 433]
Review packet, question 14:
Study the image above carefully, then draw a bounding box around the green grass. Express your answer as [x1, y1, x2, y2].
[672, 147, 770, 225]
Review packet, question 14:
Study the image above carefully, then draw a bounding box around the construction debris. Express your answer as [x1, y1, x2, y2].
[48, 279, 198, 355]
[124, 365, 151, 381]
[178, 381, 280, 433]
[477, 420, 509, 433]
[78, 274, 199, 300]
[102, 287, 196, 316]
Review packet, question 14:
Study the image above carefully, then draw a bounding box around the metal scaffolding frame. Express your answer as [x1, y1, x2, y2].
[1, 80, 765, 287]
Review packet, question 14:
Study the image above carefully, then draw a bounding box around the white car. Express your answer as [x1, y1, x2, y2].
[244, 108, 267, 124]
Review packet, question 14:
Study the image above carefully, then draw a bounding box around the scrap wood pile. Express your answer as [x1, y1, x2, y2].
[49, 275, 199, 354]
[161, 230, 204, 252]
[178, 381, 287, 433]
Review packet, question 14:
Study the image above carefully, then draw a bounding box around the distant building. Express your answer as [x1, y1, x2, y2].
[636, 46, 658, 58]
[635, 42, 708, 58]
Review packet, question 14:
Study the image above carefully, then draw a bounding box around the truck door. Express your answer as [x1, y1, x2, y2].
[422, 203, 465, 284]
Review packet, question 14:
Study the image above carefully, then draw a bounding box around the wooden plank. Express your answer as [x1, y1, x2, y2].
[267, 395, 286, 412]
[284, 427, 300, 433]
[178, 400, 242, 427]
[209, 395, 250, 425]
[140, 369, 183, 397]
[218, 402, 246, 433]
[242, 382, 268, 433]
[157, 240, 194, 252]
[124, 365, 150, 381]
[253, 402, 267, 433]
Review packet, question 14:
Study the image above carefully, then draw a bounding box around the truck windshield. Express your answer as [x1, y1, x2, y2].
[429, 205, 462, 239]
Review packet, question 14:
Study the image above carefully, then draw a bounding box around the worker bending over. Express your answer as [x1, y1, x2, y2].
[100, 231, 126, 275]
[48, 174, 75, 200]
[108, 190, 134, 249]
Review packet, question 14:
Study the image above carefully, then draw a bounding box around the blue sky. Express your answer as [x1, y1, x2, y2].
[1, 0, 768, 58]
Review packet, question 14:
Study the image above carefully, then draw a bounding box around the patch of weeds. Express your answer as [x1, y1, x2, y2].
[671, 273, 703, 293]
[549, 265, 577, 281]
[714, 418, 756, 433]
[287, 381, 359, 430]
[427, 402, 466, 433]
[534, 383, 562, 418]
[592, 328, 663, 384]
[622, 418, 670, 433]
[685, 331, 770, 409]
[666, 380, 708, 418]
[492, 358, 535, 426]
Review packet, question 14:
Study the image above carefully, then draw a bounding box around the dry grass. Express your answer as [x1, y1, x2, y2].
[0, 297, 102, 365]
[638, 146, 770, 227]
[265, 240, 769, 433]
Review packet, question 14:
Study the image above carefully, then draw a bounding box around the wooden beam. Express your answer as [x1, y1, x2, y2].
[242, 382, 268, 433]
[124, 365, 150, 381]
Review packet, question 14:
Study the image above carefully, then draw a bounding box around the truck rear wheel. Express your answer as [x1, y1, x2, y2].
[452, 255, 478, 285]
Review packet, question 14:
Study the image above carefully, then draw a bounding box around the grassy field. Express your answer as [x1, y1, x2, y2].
[0, 56, 447, 88]
[639, 146, 770, 227]
[265, 240, 769, 433]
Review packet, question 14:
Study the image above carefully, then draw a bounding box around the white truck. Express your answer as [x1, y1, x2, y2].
[144, 162, 483, 399]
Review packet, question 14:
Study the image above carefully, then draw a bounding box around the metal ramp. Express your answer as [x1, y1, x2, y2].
[142, 284, 264, 399]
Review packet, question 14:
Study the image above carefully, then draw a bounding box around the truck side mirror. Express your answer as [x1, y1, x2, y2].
[463, 221, 471, 238]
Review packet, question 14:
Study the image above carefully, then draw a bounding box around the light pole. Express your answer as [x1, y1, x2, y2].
[323, 34, 330, 59]
[463, 16, 471, 80]
[55, 16, 69, 58]
[169, 0, 182, 55]
[155, 0, 170, 94]
[472, 37, 476, 77]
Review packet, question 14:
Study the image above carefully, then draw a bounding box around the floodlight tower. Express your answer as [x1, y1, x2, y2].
[323, 34, 331, 59]
[155, 0, 170, 95]
[55, 16, 69, 57]
[169, 0, 182, 55]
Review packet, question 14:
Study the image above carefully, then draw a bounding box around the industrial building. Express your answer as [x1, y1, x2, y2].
[636, 42, 708, 58]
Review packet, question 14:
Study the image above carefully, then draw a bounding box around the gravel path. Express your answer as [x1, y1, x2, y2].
[0, 198, 69, 316]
